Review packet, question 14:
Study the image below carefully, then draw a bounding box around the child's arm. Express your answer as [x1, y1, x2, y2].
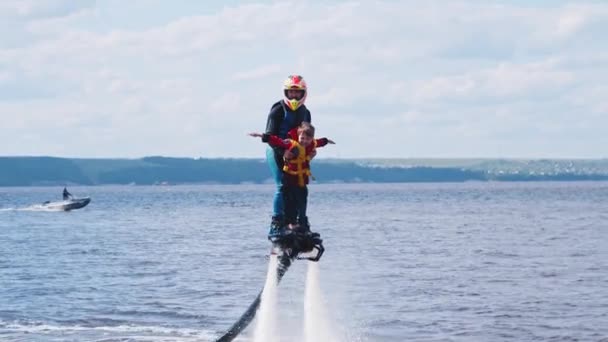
[308, 138, 335, 160]
[315, 138, 336, 148]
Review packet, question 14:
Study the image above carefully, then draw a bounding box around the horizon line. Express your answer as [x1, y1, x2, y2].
[1, 155, 607, 161]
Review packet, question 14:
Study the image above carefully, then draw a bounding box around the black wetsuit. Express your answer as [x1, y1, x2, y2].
[264, 100, 312, 168]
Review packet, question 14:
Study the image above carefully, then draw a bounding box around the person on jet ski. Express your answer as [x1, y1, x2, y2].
[63, 187, 73, 201]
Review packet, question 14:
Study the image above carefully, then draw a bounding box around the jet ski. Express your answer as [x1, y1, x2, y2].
[215, 225, 324, 342]
[41, 197, 91, 211]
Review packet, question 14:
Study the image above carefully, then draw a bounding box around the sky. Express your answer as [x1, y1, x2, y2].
[1, 0, 607, 159]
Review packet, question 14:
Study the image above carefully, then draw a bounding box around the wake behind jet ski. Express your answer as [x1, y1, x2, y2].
[40, 188, 91, 211]
[214, 225, 324, 342]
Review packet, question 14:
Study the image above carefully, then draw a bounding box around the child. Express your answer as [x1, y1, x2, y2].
[250, 122, 335, 234]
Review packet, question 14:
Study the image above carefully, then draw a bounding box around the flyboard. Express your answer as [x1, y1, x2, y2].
[215, 227, 325, 342]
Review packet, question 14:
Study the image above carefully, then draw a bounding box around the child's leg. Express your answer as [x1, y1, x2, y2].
[296, 186, 309, 228]
[282, 185, 298, 226]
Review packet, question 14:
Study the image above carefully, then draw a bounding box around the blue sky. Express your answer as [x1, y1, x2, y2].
[1, 0, 606, 158]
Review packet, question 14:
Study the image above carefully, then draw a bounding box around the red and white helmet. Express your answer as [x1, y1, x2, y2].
[283, 75, 307, 111]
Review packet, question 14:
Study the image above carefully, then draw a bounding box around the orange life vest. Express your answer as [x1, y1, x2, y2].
[282, 139, 317, 187]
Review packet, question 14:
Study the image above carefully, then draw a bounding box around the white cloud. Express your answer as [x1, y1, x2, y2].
[232, 64, 282, 81]
[405, 59, 575, 105]
[556, 9, 587, 36]
[0, 0, 94, 19]
[0, 1, 607, 158]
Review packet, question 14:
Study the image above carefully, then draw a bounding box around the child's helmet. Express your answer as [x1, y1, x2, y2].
[283, 75, 307, 111]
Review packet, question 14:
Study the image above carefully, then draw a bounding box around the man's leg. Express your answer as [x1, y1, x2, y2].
[266, 146, 284, 228]
[283, 185, 298, 227]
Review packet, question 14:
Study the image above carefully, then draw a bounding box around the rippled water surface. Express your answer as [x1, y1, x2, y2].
[1, 182, 607, 341]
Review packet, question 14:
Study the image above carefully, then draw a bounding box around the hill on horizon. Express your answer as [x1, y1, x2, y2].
[0, 156, 607, 186]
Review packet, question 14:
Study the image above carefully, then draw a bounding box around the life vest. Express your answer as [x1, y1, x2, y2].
[282, 139, 317, 187]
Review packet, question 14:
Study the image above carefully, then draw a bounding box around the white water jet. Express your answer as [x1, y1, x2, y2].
[304, 262, 339, 342]
[252, 255, 280, 342]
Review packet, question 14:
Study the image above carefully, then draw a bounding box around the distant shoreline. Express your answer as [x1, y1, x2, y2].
[1, 156, 607, 186]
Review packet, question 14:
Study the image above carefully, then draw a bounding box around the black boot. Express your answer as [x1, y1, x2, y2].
[268, 215, 285, 240]
[271, 215, 284, 228]
[298, 216, 311, 234]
